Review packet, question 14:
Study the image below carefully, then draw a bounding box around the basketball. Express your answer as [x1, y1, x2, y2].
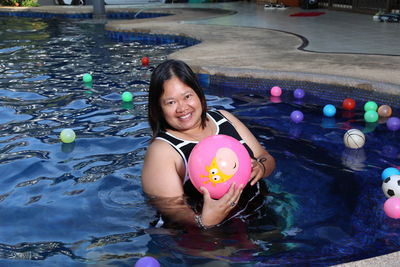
[343, 129, 365, 149]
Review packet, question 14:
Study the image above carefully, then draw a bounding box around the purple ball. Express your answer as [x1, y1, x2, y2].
[135, 256, 160, 267]
[293, 88, 305, 99]
[290, 110, 304, 123]
[387, 117, 400, 131]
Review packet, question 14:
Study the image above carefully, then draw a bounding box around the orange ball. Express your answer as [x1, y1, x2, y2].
[342, 98, 356, 111]
[378, 105, 392, 118]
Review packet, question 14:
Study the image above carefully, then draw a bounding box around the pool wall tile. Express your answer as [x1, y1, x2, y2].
[0, 11, 92, 19]
[106, 12, 170, 20]
[105, 30, 201, 46]
[205, 75, 400, 108]
[0, 11, 170, 20]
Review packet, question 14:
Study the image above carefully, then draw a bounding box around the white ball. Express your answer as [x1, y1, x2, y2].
[382, 175, 400, 198]
[343, 129, 365, 149]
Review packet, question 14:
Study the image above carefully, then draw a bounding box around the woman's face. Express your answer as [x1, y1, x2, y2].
[160, 76, 203, 132]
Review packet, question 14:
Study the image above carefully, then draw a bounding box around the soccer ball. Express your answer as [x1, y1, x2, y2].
[382, 175, 400, 198]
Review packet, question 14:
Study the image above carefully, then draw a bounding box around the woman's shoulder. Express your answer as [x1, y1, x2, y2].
[216, 109, 237, 122]
[217, 109, 232, 117]
[146, 138, 176, 156]
[208, 109, 234, 118]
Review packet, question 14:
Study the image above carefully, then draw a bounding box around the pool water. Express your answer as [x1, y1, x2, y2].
[0, 16, 400, 266]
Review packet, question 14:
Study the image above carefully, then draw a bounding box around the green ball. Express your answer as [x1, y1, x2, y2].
[121, 91, 133, 102]
[364, 110, 378, 123]
[364, 101, 378, 112]
[60, 129, 76, 144]
[82, 73, 92, 83]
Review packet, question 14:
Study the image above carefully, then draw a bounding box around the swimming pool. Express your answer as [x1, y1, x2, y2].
[0, 15, 400, 266]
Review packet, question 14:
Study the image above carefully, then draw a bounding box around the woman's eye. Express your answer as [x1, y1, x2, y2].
[185, 94, 192, 99]
[166, 101, 175, 105]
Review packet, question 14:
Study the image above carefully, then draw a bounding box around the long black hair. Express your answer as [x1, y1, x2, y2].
[147, 59, 208, 137]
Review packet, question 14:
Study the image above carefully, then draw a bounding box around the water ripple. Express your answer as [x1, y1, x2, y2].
[0, 17, 184, 262]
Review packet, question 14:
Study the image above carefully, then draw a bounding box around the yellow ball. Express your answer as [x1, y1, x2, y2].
[60, 129, 76, 143]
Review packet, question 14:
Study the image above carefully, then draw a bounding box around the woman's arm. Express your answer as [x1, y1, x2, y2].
[219, 110, 276, 185]
[142, 139, 185, 197]
[142, 140, 198, 226]
[141, 139, 244, 228]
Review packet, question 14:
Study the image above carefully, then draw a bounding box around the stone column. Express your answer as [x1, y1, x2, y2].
[93, 0, 106, 19]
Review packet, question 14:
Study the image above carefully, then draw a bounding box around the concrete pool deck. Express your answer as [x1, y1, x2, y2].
[1, 2, 400, 265]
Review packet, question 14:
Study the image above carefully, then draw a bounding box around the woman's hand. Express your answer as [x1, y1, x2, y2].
[199, 182, 243, 227]
[249, 157, 266, 186]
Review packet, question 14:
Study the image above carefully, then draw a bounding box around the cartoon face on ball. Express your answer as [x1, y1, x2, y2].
[201, 147, 239, 186]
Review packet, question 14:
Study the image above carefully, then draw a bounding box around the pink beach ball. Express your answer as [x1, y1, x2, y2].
[188, 135, 252, 199]
[270, 86, 282, 97]
[384, 197, 400, 219]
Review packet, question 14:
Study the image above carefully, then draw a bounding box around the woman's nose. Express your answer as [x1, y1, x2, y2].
[176, 100, 187, 112]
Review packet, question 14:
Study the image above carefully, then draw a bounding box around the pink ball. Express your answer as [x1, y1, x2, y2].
[188, 135, 252, 199]
[270, 86, 282, 97]
[384, 197, 400, 219]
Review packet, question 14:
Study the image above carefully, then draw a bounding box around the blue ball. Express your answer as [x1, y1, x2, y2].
[323, 104, 336, 117]
[293, 88, 305, 99]
[382, 167, 400, 180]
[290, 110, 304, 123]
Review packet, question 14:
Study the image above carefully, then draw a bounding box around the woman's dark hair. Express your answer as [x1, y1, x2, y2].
[148, 59, 208, 136]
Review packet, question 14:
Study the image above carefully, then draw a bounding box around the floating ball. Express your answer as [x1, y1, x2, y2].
[382, 167, 400, 180]
[384, 197, 400, 219]
[364, 101, 378, 112]
[364, 110, 378, 123]
[135, 256, 160, 267]
[382, 175, 400, 198]
[293, 88, 305, 99]
[188, 135, 251, 199]
[377, 105, 392, 118]
[60, 129, 76, 144]
[270, 86, 282, 97]
[343, 129, 365, 149]
[290, 110, 304, 123]
[387, 117, 400, 131]
[141, 56, 149, 66]
[342, 98, 356, 111]
[121, 91, 133, 102]
[323, 104, 336, 117]
[82, 73, 92, 83]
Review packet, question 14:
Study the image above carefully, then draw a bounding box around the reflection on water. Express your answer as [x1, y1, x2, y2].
[342, 148, 366, 171]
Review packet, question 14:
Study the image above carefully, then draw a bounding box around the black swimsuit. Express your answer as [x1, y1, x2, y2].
[156, 110, 254, 183]
[156, 110, 268, 223]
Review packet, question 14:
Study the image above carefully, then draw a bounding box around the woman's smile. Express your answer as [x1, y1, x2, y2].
[179, 112, 192, 120]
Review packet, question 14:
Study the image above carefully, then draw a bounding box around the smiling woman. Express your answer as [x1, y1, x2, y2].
[141, 59, 276, 229]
